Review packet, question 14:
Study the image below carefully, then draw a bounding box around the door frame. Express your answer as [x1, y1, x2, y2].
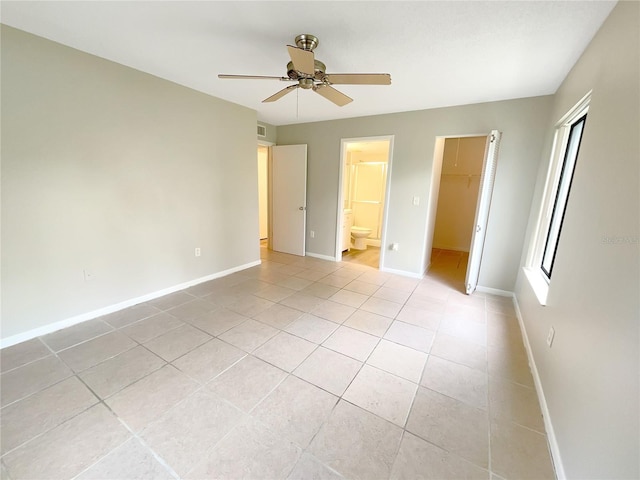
[422, 131, 499, 292]
[335, 135, 395, 268]
[257, 140, 275, 249]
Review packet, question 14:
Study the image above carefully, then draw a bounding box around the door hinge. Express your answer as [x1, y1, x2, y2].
[490, 134, 496, 143]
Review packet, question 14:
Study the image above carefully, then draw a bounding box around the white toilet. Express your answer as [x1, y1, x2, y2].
[350, 226, 372, 250]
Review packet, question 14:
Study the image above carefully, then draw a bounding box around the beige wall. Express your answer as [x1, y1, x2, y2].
[514, 2, 639, 478]
[433, 136, 486, 252]
[277, 96, 553, 288]
[1, 26, 260, 341]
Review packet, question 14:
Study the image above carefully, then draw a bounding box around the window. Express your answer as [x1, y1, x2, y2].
[525, 93, 590, 304]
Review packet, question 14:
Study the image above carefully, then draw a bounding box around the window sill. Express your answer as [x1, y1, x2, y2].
[523, 267, 549, 306]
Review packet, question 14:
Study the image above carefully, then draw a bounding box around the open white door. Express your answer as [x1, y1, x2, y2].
[465, 130, 501, 294]
[272, 144, 307, 256]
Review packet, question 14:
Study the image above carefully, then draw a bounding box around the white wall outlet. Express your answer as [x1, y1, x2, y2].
[413, 196, 420, 206]
[310, 230, 315, 238]
[83, 269, 94, 282]
[195, 247, 201, 257]
[546, 326, 555, 347]
[391, 243, 399, 251]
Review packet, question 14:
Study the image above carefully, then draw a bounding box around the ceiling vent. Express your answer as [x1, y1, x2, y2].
[257, 124, 267, 138]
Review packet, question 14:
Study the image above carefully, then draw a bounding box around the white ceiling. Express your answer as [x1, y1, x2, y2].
[1, 1, 616, 126]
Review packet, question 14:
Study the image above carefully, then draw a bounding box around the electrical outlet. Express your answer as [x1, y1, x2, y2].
[83, 269, 94, 282]
[195, 248, 201, 257]
[310, 231, 315, 238]
[546, 326, 555, 347]
[391, 243, 399, 251]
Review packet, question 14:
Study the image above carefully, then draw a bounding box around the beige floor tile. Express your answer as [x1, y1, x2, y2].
[143, 324, 211, 362]
[490, 419, 555, 479]
[487, 344, 534, 387]
[372, 286, 411, 304]
[0, 338, 50, 373]
[141, 389, 245, 477]
[489, 377, 544, 432]
[343, 365, 417, 427]
[390, 431, 489, 480]
[485, 298, 516, 316]
[300, 282, 341, 300]
[395, 305, 442, 330]
[40, 319, 113, 352]
[186, 417, 301, 479]
[322, 326, 379, 361]
[357, 270, 392, 286]
[384, 321, 435, 353]
[486, 312, 523, 348]
[2, 404, 130, 480]
[276, 276, 313, 291]
[406, 387, 489, 468]
[186, 308, 248, 336]
[293, 347, 362, 396]
[287, 453, 344, 480]
[78, 345, 165, 398]
[344, 310, 393, 337]
[0, 355, 72, 406]
[252, 376, 338, 448]
[285, 314, 339, 344]
[444, 304, 487, 323]
[431, 333, 487, 372]
[366, 340, 428, 383]
[360, 297, 403, 318]
[76, 438, 174, 479]
[120, 312, 184, 343]
[406, 293, 447, 313]
[105, 365, 198, 432]
[186, 279, 220, 297]
[421, 356, 488, 409]
[147, 290, 195, 311]
[384, 276, 420, 293]
[281, 292, 327, 313]
[344, 280, 380, 296]
[208, 355, 287, 412]
[218, 319, 279, 352]
[329, 289, 369, 308]
[164, 298, 217, 321]
[172, 338, 245, 383]
[312, 301, 356, 323]
[254, 304, 304, 329]
[254, 284, 297, 302]
[1, 377, 98, 455]
[227, 295, 276, 318]
[439, 316, 487, 346]
[253, 332, 317, 372]
[308, 400, 403, 480]
[295, 269, 330, 282]
[101, 304, 163, 329]
[57, 331, 137, 373]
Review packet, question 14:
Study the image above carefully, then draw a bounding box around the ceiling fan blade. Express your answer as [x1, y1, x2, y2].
[287, 45, 315, 75]
[314, 85, 352, 107]
[324, 74, 391, 85]
[263, 85, 298, 103]
[218, 74, 292, 81]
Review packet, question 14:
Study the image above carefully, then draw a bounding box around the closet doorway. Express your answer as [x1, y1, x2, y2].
[427, 131, 501, 294]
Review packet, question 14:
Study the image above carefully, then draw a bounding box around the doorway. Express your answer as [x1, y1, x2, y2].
[425, 131, 501, 294]
[336, 136, 394, 269]
[257, 144, 269, 242]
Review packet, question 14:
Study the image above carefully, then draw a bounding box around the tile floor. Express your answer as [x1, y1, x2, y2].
[0, 247, 556, 479]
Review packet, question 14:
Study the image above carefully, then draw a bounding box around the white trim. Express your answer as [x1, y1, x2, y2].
[475, 286, 513, 297]
[380, 266, 424, 279]
[513, 296, 565, 479]
[523, 267, 549, 306]
[305, 251, 338, 262]
[0, 260, 261, 349]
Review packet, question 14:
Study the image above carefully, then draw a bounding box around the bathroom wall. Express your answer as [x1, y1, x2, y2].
[432, 136, 486, 251]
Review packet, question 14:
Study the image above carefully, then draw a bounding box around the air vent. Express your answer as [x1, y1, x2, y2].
[257, 124, 267, 138]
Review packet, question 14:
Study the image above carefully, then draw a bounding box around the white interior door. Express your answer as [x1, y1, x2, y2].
[272, 144, 307, 256]
[465, 130, 501, 294]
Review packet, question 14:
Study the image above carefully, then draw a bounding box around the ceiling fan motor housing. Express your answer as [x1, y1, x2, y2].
[294, 34, 319, 51]
[286, 60, 327, 82]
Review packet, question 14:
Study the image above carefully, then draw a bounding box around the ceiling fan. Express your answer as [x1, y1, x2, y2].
[218, 34, 391, 106]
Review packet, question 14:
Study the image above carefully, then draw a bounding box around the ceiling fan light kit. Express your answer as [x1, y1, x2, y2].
[218, 34, 391, 106]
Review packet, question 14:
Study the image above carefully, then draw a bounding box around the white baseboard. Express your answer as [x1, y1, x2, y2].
[476, 285, 514, 297]
[305, 252, 337, 262]
[0, 260, 261, 349]
[380, 266, 424, 279]
[512, 296, 565, 479]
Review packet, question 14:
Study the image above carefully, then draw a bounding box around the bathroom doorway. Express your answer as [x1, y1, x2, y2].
[335, 136, 394, 269]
